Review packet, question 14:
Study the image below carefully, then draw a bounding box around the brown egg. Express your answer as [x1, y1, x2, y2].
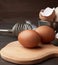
[35, 26, 55, 43]
[18, 30, 41, 48]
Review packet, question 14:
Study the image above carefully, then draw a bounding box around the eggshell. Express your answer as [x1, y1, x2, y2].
[39, 7, 56, 21]
[55, 7, 58, 22]
[35, 26, 55, 43]
[18, 30, 41, 48]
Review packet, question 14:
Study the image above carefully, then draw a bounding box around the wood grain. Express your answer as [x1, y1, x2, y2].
[0, 41, 58, 64]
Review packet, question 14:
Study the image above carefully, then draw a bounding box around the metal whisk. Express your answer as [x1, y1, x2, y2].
[0, 21, 37, 36]
[1, 20, 57, 37]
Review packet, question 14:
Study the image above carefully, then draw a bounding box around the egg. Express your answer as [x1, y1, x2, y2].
[18, 30, 41, 48]
[35, 26, 55, 43]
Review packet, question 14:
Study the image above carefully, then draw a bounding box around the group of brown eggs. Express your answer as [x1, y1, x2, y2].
[18, 26, 55, 48]
[18, 7, 58, 48]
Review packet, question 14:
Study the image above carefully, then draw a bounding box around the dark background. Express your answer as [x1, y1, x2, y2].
[0, 0, 58, 19]
[0, 0, 58, 65]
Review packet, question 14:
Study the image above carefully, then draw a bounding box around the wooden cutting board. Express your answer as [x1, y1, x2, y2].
[0, 41, 58, 64]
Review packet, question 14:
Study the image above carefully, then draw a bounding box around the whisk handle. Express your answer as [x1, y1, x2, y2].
[0, 29, 13, 36]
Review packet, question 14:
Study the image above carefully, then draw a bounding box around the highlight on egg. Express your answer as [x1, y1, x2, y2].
[35, 26, 55, 43]
[18, 30, 41, 48]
